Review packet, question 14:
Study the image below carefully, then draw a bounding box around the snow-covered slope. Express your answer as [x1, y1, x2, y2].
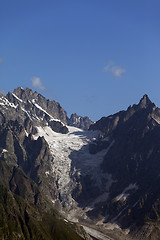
[33, 125, 115, 221]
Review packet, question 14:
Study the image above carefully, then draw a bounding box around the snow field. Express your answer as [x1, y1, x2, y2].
[33, 125, 115, 220]
[33, 126, 99, 208]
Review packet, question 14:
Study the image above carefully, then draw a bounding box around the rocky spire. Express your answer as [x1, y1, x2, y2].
[138, 94, 155, 109]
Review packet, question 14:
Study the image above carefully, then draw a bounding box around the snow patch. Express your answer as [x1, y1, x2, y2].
[32, 100, 63, 124]
[21, 108, 32, 119]
[82, 226, 111, 240]
[64, 219, 68, 223]
[0, 96, 17, 109]
[25, 130, 28, 137]
[103, 223, 121, 231]
[0, 102, 5, 106]
[12, 93, 23, 102]
[152, 116, 160, 125]
[51, 199, 55, 204]
[1, 149, 8, 153]
[114, 183, 138, 202]
[45, 171, 50, 176]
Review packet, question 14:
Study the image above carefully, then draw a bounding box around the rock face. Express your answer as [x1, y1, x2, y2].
[12, 87, 67, 124]
[0, 116, 59, 203]
[49, 120, 68, 134]
[87, 94, 160, 239]
[89, 94, 155, 136]
[67, 113, 94, 130]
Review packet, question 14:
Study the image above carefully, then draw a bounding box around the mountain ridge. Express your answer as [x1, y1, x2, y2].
[0, 87, 93, 132]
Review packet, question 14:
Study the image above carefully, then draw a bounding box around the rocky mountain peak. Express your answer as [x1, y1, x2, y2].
[13, 87, 33, 100]
[89, 94, 157, 139]
[137, 94, 155, 109]
[67, 113, 94, 130]
[13, 87, 44, 102]
[1, 87, 94, 132]
[0, 87, 69, 134]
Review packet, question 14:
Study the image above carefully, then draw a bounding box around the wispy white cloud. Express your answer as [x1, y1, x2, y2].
[104, 61, 126, 77]
[31, 76, 46, 90]
[0, 58, 3, 64]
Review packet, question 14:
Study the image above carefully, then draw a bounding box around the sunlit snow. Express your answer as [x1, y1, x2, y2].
[1, 149, 8, 153]
[12, 93, 23, 102]
[0, 96, 17, 108]
[33, 125, 115, 220]
[114, 183, 138, 202]
[32, 99, 63, 124]
[83, 225, 111, 240]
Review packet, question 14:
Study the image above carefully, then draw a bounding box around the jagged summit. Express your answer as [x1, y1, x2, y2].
[12, 87, 67, 124]
[13, 87, 34, 98]
[137, 94, 155, 109]
[1, 87, 94, 131]
[67, 113, 94, 130]
[89, 94, 157, 137]
[0, 87, 68, 134]
[13, 87, 48, 104]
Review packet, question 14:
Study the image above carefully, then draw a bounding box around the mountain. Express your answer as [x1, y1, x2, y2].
[88, 94, 160, 239]
[2, 88, 160, 239]
[0, 87, 93, 133]
[0, 88, 90, 240]
[0, 87, 68, 134]
[67, 113, 94, 130]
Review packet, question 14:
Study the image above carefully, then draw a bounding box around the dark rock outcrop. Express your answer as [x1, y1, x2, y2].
[49, 120, 69, 134]
[87, 94, 160, 238]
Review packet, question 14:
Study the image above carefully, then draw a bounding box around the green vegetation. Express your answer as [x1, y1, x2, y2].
[0, 185, 83, 240]
[0, 157, 83, 239]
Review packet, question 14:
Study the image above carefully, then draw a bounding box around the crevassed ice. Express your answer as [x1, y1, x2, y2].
[33, 125, 115, 221]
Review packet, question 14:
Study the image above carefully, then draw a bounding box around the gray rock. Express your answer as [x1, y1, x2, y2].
[67, 113, 94, 130]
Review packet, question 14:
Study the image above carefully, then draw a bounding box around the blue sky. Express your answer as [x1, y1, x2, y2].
[0, 0, 160, 121]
